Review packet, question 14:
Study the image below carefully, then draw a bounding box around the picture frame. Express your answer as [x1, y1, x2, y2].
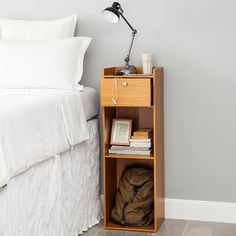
[110, 119, 132, 146]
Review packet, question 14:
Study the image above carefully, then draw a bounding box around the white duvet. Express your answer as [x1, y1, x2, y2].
[0, 89, 89, 188]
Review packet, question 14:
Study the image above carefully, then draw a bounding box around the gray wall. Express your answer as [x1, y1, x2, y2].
[0, 0, 236, 202]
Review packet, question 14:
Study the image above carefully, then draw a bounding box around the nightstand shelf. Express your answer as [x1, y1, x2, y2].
[101, 67, 164, 233]
[105, 153, 154, 160]
[105, 222, 155, 232]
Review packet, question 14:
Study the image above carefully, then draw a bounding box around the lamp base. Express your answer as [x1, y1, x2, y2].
[115, 65, 137, 75]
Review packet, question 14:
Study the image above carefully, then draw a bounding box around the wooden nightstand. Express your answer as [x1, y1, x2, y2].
[101, 67, 164, 233]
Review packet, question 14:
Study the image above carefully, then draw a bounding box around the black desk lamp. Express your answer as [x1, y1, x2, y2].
[102, 2, 137, 75]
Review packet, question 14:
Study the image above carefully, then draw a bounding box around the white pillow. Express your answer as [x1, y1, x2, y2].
[0, 15, 77, 40]
[0, 37, 91, 89]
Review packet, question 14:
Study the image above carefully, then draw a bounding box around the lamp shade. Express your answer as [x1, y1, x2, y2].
[102, 2, 121, 23]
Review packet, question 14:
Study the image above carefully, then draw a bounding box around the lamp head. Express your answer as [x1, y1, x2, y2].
[102, 2, 122, 23]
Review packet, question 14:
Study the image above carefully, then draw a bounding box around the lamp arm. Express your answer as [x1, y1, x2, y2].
[120, 14, 136, 33]
[124, 31, 136, 64]
[120, 14, 137, 65]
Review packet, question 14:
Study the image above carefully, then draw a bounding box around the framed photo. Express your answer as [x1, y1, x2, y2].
[110, 119, 132, 146]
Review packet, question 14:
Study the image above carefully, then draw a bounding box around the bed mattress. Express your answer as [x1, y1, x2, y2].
[0, 87, 98, 188]
[0, 118, 101, 236]
[81, 87, 98, 120]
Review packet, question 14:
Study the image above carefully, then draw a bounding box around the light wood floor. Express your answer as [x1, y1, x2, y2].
[81, 220, 236, 236]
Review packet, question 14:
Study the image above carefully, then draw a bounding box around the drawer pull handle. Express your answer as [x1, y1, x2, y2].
[122, 82, 128, 87]
[112, 97, 117, 105]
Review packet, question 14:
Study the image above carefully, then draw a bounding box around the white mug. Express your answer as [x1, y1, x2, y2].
[142, 54, 153, 74]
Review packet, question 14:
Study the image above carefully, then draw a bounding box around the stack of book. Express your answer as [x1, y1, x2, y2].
[130, 129, 152, 155]
[109, 129, 153, 156]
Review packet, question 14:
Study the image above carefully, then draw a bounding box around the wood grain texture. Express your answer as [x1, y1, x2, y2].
[105, 222, 155, 232]
[101, 79, 151, 107]
[104, 159, 117, 226]
[102, 107, 116, 226]
[105, 154, 154, 160]
[153, 67, 165, 230]
[101, 67, 164, 232]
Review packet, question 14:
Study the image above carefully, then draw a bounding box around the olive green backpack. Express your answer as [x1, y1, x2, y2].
[111, 166, 154, 226]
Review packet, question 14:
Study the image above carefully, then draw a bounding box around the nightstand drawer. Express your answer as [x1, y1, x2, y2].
[101, 78, 151, 106]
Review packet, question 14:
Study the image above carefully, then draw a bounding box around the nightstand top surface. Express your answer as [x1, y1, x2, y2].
[103, 66, 163, 78]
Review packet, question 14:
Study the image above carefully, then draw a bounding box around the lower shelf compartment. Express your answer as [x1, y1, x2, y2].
[105, 222, 155, 232]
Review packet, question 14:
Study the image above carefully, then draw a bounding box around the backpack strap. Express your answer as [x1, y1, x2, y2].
[121, 202, 129, 225]
[121, 179, 153, 225]
[121, 189, 138, 225]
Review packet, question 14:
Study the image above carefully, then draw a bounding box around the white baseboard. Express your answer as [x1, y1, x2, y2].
[100, 195, 236, 223]
[165, 198, 236, 224]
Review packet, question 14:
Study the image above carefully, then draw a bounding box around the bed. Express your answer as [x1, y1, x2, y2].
[0, 87, 101, 235]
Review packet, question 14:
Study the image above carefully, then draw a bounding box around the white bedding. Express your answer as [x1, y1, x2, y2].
[81, 87, 99, 120]
[0, 89, 91, 188]
[0, 37, 91, 89]
[0, 119, 101, 236]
